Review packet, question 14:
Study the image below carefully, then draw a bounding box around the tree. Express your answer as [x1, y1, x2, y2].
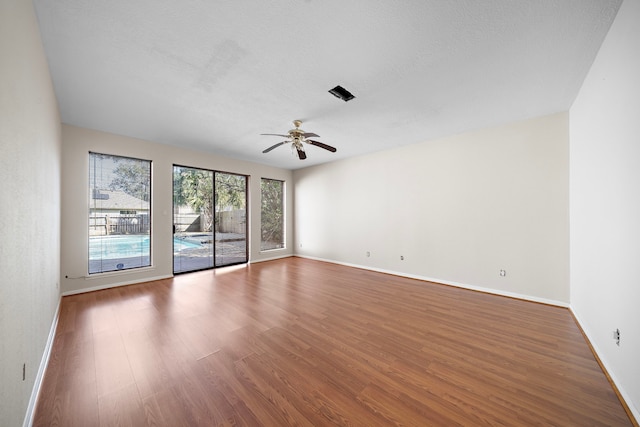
[174, 168, 214, 231]
[261, 178, 284, 248]
[109, 158, 151, 201]
[173, 168, 245, 232]
[215, 173, 245, 212]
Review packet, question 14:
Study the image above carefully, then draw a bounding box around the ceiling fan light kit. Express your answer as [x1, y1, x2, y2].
[261, 120, 337, 160]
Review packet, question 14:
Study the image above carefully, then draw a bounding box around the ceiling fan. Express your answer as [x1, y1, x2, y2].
[261, 120, 337, 160]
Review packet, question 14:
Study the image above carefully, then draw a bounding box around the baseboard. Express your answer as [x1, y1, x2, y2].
[295, 254, 569, 308]
[250, 252, 294, 264]
[62, 274, 173, 296]
[570, 308, 639, 426]
[23, 297, 61, 427]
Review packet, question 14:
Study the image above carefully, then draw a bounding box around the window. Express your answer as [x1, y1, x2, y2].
[261, 178, 284, 250]
[89, 152, 151, 274]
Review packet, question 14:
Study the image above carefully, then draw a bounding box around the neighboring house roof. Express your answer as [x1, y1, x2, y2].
[91, 190, 149, 211]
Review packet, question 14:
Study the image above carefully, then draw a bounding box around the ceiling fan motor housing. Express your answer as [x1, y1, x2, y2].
[261, 120, 336, 159]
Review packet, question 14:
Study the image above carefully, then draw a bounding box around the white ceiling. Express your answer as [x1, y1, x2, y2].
[33, 0, 621, 170]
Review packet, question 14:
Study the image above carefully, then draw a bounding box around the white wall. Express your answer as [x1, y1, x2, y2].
[0, 1, 62, 426]
[294, 112, 569, 305]
[61, 125, 293, 294]
[570, 0, 640, 419]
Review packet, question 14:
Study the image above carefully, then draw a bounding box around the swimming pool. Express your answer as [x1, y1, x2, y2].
[89, 235, 203, 260]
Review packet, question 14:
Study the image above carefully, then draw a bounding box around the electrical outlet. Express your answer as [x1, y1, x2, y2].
[400, 255, 404, 260]
[613, 328, 620, 346]
[366, 251, 370, 257]
[499, 269, 506, 277]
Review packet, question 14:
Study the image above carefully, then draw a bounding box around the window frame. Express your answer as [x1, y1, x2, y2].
[260, 177, 285, 251]
[88, 152, 152, 275]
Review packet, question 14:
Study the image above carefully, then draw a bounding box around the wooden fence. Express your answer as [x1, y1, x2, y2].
[89, 214, 150, 236]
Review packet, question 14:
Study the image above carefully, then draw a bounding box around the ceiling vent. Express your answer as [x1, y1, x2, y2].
[329, 85, 355, 102]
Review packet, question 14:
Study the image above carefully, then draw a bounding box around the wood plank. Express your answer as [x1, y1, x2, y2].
[97, 383, 146, 427]
[93, 328, 136, 397]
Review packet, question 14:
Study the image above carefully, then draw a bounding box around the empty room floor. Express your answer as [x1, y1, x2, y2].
[33, 257, 633, 426]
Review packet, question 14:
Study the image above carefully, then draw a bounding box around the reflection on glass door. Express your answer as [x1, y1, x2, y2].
[173, 166, 214, 273]
[214, 172, 248, 267]
[173, 166, 248, 274]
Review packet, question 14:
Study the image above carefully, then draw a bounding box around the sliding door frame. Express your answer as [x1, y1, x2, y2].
[172, 164, 249, 274]
[214, 169, 249, 268]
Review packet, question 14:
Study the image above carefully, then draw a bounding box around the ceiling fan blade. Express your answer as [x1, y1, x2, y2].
[302, 132, 320, 138]
[262, 141, 288, 153]
[260, 133, 290, 138]
[297, 147, 307, 160]
[307, 140, 337, 153]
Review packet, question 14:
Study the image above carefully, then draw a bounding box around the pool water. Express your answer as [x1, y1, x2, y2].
[174, 236, 207, 251]
[89, 235, 203, 260]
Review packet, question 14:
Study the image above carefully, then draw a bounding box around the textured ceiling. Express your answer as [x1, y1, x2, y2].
[33, 0, 621, 170]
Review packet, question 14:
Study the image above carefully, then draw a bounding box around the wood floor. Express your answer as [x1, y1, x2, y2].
[34, 257, 633, 426]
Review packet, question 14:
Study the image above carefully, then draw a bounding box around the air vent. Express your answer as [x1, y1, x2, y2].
[329, 85, 355, 102]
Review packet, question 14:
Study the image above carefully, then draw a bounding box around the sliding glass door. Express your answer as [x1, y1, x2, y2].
[173, 166, 214, 273]
[173, 166, 247, 274]
[214, 172, 247, 267]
